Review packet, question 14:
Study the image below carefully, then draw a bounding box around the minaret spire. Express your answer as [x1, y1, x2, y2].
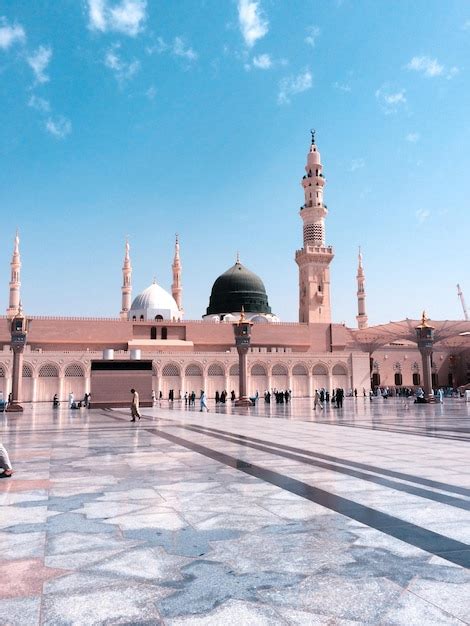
[356, 246, 368, 329]
[7, 230, 22, 318]
[171, 234, 183, 317]
[120, 238, 132, 320]
[295, 131, 334, 323]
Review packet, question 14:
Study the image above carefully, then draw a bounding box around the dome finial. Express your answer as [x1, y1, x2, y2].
[236, 251, 240, 264]
[153, 275, 157, 284]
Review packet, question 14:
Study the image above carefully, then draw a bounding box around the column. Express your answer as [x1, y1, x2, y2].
[420, 349, 433, 397]
[32, 376, 38, 403]
[11, 350, 23, 403]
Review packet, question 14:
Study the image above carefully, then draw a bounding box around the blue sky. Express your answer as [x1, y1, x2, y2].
[0, 0, 469, 325]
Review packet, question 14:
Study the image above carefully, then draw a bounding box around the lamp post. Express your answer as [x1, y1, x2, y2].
[233, 309, 253, 407]
[6, 306, 29, 413]
[415, 311, 435, 402]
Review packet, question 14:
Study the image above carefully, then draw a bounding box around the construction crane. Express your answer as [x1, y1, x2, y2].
[457, 284, 469, 321]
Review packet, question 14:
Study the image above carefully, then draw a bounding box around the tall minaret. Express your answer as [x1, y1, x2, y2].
[120, 239, 132, 320]
[356, 246, 368, 329]
[7, 230, 21, 319]
[295, 131, 334, 324]
[171, 234, 183, 316]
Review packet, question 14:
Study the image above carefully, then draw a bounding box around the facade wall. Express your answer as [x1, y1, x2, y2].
[0, 347, 370, 403]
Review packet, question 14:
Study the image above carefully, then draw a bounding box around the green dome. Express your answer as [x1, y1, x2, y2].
[206, 261, 272, 316]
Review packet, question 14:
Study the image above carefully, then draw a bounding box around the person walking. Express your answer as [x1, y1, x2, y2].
[0, 443, 13, 477]
[130, 388, 141, 422]
[438, 388, 444, 403]
[69, 391, 74, 409]
[199, 390, 209, 412]
[313, 389, 323, 410]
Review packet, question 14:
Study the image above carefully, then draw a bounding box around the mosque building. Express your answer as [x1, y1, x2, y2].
[1, 133, 469, 403]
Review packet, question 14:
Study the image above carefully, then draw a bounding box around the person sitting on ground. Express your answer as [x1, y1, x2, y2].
[0, 442, 13, 478]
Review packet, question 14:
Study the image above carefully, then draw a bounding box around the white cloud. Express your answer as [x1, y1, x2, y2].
[305, 25, 320, 47]
[87, 0, 147, 36]
[0, 18, 26, 50]
[173, 37, 197, 61]
[406, 55, 443, 77]
[405, 132, 420, 143]
[446, 66, 459, 79]
[252, 53, 271, 69]
[147, 36, 198, 63]
[238, 0, 268, 47]
[105, 43, 140, 82]
[333, 81, 351, 92]
[146, 85, 156, 100]
[28, 95, 51, 112]
[350, 158, 365, 172]
[375, 84, 406, 113]
[416, 208, 430, 224]
[278, 69, 312, 104]
[406, 55, 459, 80]
[27, 45, 52, 84]
[45, 116, 72, 139]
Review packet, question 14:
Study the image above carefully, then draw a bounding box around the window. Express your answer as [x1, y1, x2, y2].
[155, 315, 163, 321]
[372, 372, 381, 387]
[394, 373, 402, 386]
[65, 364, 84, 377]
[39, 364, 59, 378]
[132, 316, 136, 321]
[185, 364, 202, 376]
[208, 364, 224, 376]
[161, 327, 168, 340]
[412, 373, 421, 386]
[150, 327, 157, 340]
[140, 315, 144, 321]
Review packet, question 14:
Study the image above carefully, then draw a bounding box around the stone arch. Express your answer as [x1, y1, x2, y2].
[229, 363, 239, 396]
[271, 363, 288, 393]
[161, 362, 181, 399]
[332, 363, 349, 391]
[185, 363, 203, 377]
[292, 363, 308, 397]
[20, 363, 34, 401]
[162, 363, 181, 377]
[63, 363, 86, 400]
[251, 363, 267, 376]
[207, 363, 224, 376]
[22, 363, 33, 378]
[250, 363, 268, 396]
[292, 363, 308, 376]
[39, 363, 59, 377]
[312, 362, 328, 393]
[185, 363, 203, 398]
[37, 363, 60, 403]
[207, 362, 225, 399]
[64, 363, 84, 377]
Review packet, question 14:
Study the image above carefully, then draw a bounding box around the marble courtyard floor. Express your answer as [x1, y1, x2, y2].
[1, 398, 469, 625]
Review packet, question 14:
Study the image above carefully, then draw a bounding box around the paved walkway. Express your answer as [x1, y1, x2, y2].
[1, 398, 469, 624]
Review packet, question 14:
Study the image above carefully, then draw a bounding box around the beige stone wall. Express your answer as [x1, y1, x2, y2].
[0, 347, 367, 403]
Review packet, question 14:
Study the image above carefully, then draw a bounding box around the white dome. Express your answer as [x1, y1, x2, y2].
[129, 282, 181, 321]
